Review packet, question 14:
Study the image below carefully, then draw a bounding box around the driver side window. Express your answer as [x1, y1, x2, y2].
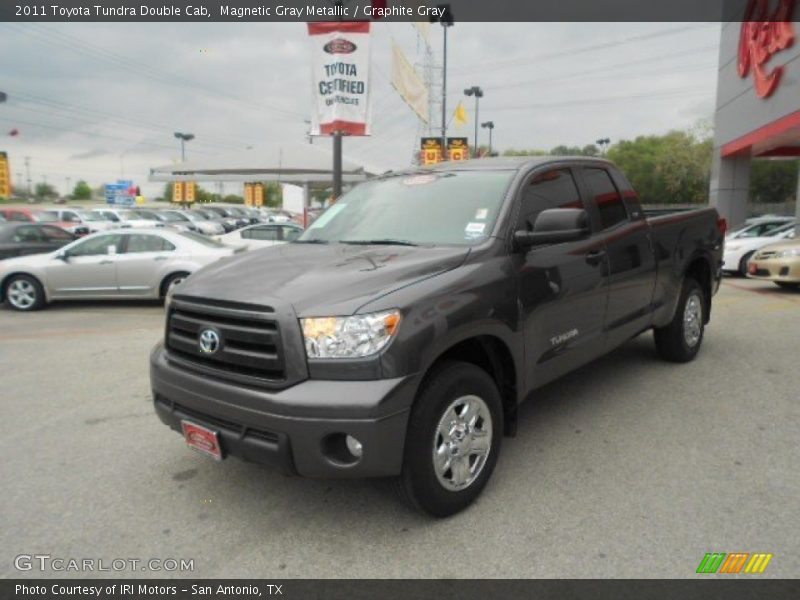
[517, 169, 583, 232]
[68, 234, 123, 257]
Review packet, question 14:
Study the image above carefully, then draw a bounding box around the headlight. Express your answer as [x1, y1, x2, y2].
[776, 249, 800, 258]
[301, 310, 401, 359]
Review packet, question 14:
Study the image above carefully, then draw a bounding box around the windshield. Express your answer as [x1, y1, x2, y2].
[35, 211, 60, 222]
[161, 211, 189, 222]
[178, 231, 225, 248]
[298, 171, 514, 246]
[189, 210, 210, 220]
[135, 210, 161, 220]
[78, 211, 108, 222]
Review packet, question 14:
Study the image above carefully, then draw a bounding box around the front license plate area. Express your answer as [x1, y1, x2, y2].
[181, 420, 223, 461]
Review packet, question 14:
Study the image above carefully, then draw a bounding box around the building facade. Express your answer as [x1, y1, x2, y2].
[710, 2, 800, 229]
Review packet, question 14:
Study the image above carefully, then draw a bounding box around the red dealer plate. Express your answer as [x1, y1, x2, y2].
[181, 421, 223, 461]
[749, 262, 759, 274]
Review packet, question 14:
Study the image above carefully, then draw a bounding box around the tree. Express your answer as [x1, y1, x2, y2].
[606, 128, 712, 204]
[35, 182, 57, 201]
[72, 180, 92, 200]
[749, 160, 799, 204]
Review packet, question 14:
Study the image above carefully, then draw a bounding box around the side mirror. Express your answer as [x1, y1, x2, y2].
[56, 251, 69, 262]
[514, 208, 590, 249]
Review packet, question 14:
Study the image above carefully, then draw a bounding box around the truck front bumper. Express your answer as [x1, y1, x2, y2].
[150, 343, 419, 478]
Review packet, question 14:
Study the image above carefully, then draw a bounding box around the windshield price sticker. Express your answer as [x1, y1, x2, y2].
[464, 222, 487, 240]
[402, 174, 437, 186]
[475, 208, 488, 220]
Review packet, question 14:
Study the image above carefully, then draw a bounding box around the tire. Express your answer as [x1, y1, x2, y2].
[160, 272, 190, 298]
[738, 251, 754, 277]
[775, 282, 800, 290]
[4, 274, 46, 312]
[654, 277, 705, 363]
[394, 360, 503, 518]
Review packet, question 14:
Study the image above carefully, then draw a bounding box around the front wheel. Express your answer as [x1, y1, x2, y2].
[654, 277, 705, 363]
[4, 274, 46, 311]
[394, 360, 503, 517]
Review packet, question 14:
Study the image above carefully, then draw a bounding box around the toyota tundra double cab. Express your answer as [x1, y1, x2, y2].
[151, 157, 725, 517]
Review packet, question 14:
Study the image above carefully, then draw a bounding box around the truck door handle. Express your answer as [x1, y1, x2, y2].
[99, 260, 114, 265]
[154, 256, 168, 261]
[585, 249, 606, 266]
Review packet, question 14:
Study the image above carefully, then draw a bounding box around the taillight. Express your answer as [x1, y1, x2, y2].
[716, 217, 728, 237]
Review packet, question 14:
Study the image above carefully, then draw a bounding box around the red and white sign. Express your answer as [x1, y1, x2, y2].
[308, 22, 372, 136]
[738, 0, 796, 98]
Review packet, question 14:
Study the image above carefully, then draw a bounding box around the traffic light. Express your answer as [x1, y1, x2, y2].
[0, 152, 11, 198]
[173, 181, 184, 203]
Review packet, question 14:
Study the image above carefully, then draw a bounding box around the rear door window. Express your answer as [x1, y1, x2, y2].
[124, 234, 175, 253]
[584, 168, 629, 230]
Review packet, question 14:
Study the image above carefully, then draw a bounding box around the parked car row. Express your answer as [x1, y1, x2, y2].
[723, 222, 795, 276]
[0, 228, 241, 310]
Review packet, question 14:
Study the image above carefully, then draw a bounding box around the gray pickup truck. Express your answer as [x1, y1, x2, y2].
[151, 157, 725, 517]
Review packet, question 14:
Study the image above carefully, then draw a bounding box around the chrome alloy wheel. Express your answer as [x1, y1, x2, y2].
[433, 395, 493, 492]
[7, 279, 37, 310]
[683, 293, 703, 348]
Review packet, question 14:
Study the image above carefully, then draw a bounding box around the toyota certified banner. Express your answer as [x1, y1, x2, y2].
[308, 21, 372, 136]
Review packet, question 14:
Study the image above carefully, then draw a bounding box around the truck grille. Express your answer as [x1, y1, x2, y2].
[165, 297, 285, 386]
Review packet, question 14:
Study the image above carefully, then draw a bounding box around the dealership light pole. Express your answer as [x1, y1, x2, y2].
[464, 86, 483, 158]
[431, 5, 454, 154]
[481, 121, 495, 157]
[596, 137, 610, 155]
[174, 132, 194, 162]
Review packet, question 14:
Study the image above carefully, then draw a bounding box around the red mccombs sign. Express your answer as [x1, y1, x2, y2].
[738, 0, 797, 98]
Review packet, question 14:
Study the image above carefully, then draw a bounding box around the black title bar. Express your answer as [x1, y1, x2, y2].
[0, 0, 772, 23]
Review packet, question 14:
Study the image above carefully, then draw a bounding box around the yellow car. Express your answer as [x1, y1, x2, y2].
[747, 234, 800, 289]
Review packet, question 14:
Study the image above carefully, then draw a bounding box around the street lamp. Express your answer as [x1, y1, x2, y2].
[595, 137, 611, 155]
[481, 121, 495, 157]
[464, 86, 483, 158]
[430, 4, 454, 154]
[173, 132, 195, 162]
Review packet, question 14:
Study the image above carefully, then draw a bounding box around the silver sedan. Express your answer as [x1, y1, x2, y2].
[0, 228, 238, 311]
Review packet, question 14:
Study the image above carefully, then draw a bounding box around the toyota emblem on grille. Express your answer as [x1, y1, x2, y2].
[198, 329, 220, 354]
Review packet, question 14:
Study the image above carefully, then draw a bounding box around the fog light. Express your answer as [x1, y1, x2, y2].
[345, 435, 363, 458]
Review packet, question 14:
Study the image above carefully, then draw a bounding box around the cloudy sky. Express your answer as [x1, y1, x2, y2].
[0, 21, 721, 196]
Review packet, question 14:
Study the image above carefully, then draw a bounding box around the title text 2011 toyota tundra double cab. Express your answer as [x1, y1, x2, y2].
[151, 157, 725, 517]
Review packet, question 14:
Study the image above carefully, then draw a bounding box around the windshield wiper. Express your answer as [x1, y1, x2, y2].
[293, 238, 329, 244]
[340, 239, 420, 247]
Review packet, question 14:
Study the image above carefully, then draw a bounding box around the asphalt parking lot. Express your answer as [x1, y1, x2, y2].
[1, 277, 798, 579]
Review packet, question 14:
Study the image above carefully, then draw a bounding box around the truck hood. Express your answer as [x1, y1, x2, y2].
[176, 242, 470, 316]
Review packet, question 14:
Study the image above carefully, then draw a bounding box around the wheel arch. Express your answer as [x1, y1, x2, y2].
[421, 334, 519, 436]
[158, 270, 192, 297]
[1, 271, 47, 304]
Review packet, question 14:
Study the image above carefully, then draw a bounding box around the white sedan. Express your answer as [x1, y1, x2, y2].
[216, 223, 303, 251]
[722, 223, 795, 276]
[0, 229, 238, 311]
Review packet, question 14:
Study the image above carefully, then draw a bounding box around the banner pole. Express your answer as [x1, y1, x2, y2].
[333, 131, 342, 200]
